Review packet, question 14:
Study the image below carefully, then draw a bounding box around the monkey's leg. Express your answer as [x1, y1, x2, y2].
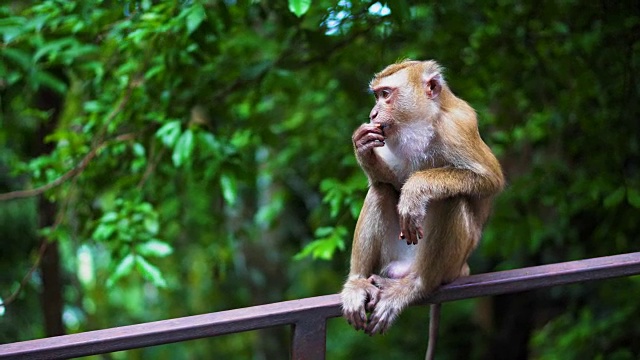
[341, 183, 399, 331]
[366, 198, 476, 335]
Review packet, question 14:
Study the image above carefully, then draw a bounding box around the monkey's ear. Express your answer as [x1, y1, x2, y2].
[424, 73, 443, 99]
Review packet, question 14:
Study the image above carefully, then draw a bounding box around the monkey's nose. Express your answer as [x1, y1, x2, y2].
[369, 109, 378, 121]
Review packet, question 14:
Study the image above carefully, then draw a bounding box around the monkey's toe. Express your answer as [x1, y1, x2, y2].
[365, 300, 399, 335]
[344, 309, 367, 331]
[365, 287, 381, 311]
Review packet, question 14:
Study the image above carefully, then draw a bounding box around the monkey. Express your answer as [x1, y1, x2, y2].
[340, 60, 504, 359]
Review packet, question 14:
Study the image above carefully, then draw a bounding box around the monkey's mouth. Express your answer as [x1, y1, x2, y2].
[377, 123, 392, 138]
[372, 122, 390, 132]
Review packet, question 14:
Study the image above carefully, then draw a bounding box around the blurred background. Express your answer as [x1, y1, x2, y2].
[1, 1, 639, 359]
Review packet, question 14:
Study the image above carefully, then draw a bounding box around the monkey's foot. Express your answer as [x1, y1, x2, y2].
[341, 278, 380, 331]
[368, 274, 396, 290]
[365, 296, 401, 335]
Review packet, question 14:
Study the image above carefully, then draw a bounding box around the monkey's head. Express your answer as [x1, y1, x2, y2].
[368, 60, 445, 137]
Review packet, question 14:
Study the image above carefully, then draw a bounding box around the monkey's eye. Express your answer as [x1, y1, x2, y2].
[375, 88, 392, 100]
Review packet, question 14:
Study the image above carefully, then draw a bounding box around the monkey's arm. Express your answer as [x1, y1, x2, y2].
[406, 167, 503, 199]
[398, 167, 503, 244]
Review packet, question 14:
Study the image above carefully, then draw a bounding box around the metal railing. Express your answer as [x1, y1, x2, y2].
[1, 252, 640, 360]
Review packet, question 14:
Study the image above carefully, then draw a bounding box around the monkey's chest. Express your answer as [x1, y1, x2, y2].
[375, 145, 408, 181]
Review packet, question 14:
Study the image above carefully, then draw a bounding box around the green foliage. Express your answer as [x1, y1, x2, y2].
[531, 279, 640, 359]
[294, 225, 347, 260]
[1, 0, 639, 359]
[289, 0, 312, 17]
[91, 198, 171, 287]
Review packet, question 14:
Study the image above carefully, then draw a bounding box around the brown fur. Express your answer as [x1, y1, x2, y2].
[341, 60, 504, 351]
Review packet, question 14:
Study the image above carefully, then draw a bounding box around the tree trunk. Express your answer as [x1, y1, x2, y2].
[35, 78, 65, 337]
[486, 292, 535, 360]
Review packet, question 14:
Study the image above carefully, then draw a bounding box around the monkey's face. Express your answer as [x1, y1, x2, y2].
[369, 69, 430, 139]
[368, 86, 396, 131]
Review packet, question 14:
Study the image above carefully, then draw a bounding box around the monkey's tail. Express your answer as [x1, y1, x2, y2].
[425, 303, 441, 360]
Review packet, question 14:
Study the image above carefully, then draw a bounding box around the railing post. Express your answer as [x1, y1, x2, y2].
[290, 315, 327, 360]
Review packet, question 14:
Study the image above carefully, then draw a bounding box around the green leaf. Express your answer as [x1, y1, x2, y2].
[295, 226, 347, 260]
[133, 143, 145, 157]
[220, 173, 237, 206]
[627, 187, 640, 208]
[106, 254, 136, 287]
[172, 129, 194, 167]
[186, 4, 206, 34]
[136, 239, 173, 258]
[33, 70, 67, 94]
[230, 129, 252, 149]
[314, 226, 333, 237]
[92, 223, 116, 241]
[33, 38, 76, 62]
[255, 191, 285, 227]
[349, 197, 364, 219]
[155, 121, 182, 147]
[0, 16, 27, 43]
[101, 211, 119, 223]
[199, 132, 221, 152]
[288, 0, 311, 17]
[2, 47, 32, 70]
[603, 187, 625, 208]
[144, 64, 165, 80]
[135, 256, 167, 288]
[143, 215, 159, 235]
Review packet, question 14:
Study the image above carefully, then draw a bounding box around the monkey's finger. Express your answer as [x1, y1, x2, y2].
[374, 123, 388, 136]
[354, 306, 368, 331]
[400, 229, 413, 245]
[357, 139, 385, 151]
[373, 123, 383, 130]
[355, 133, 386, 153]
[401, 215, 417, 242]
[365, 301, 375, 312]
[409, 229, 420, 245]
[357, 132, 385, 144]
[409, 228, 424, 245]
[406, 220, 424, 244]
[405, 226, 417, 245]
[400, 230, 411, 245]
[366, 290, 380, 312]
[357, 311, 367, 331]
[347, 311, 364, 331]
[354, 124, 384, 140]
[345, 313, 355, 328]
[365, 316, 386, 336]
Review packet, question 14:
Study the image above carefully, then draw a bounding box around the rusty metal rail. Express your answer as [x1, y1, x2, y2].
[1, 252, 640, 360]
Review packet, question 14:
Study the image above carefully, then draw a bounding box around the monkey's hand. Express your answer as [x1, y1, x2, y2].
[352, 123, 385, 164]
[397, 188, 426, 245]
[341, 277, 381, 331]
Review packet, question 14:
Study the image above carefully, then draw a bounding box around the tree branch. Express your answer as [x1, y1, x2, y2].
[0, 87, 134, 202]
[0, 240, 48, 307]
